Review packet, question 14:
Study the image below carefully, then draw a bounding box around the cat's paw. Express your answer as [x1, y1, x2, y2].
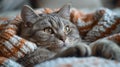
[55, 42, 91, 57]
[72, 42, 91, 57]
[90, 39, 120, 61]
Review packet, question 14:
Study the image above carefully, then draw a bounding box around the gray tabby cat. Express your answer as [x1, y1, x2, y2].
[16, 4, 120, 67]
[17, 4, 91, 66]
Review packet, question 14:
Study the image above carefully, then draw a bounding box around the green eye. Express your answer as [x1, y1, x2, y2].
[65, 25, 71, 33]
[44, 28, 53, 34]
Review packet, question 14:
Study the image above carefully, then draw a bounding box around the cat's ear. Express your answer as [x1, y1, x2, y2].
[57, 4, 71, 19]
[21, 5, 40, 27]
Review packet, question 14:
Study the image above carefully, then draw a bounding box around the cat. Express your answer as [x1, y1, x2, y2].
[0, 4, 120, 67]
[17, 4, 120, 66]
[16, 4, 91, 66]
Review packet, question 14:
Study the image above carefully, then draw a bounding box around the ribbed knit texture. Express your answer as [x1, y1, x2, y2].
[0, 17, 37, 66]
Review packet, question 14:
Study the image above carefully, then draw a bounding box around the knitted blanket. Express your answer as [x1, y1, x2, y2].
[0, 17, 37, 67]
[0, 7, 120, 67]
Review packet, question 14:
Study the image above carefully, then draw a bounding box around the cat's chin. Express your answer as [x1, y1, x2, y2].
[34, 41, 65, 48]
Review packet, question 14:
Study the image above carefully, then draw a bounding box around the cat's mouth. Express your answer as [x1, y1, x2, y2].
[47, 44, 65, 49]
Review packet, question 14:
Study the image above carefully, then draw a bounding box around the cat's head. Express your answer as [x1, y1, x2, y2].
[20, 4, 81, 51]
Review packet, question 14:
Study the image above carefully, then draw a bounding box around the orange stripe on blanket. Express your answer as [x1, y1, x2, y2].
[44, 8, 53, 14]
[86, 18, 120, 42]
[70, 9, 85, 23]
[0, 17, 9, 22]
[5, 27, 17, 34]
[0, 38, 19, 58]
[70, 9, 99, 36]
[0, 31, 14, 41]
[106, 33, 120, 44]
[84, 8, 119, 42]
[78, 21, 98, 36]
[98, 20, 119, 39]
[0, 37, 7, 43]
[6, 25, 17, 30]
[12, 39, 26, 57]
[0, 24, 8, 30]
[9, 16, 22, 27]
[0, 44, 13, 58]
[0, 38, 26, 58]
[0, 57, 7, 64]
[10, 46, 22, 58]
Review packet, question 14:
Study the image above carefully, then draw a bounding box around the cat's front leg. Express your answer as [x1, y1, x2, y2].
[90, 39, 120, 61]
[54, 41, 91, 58]
[17, 47, 56, 67]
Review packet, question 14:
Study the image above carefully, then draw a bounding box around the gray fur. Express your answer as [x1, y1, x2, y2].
[17, 4, 120, 67]
[90, 39, 120, 61]
[18, 4, 91, 66]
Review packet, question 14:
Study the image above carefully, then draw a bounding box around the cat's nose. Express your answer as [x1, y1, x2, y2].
[56, 35, 66, 42]
[59, 36, 66, 42]
[56, 33, 66, 42]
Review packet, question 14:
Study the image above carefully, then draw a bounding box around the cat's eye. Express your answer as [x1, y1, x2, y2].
[44, 28, 53, 34]
[65, 25, 71, 33]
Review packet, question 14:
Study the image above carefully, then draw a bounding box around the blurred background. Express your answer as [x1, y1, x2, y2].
[0, 0, 120, 17]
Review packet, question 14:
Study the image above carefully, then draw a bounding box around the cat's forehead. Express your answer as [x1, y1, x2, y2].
[36, 14, 71, 28]
[31, 13, 75, 31]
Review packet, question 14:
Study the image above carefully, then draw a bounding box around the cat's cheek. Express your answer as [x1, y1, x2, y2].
[65, 38, 72, 46]
[64, 37, 77, 46]
[57, 40, 65, 47]
[34, 33, 50, 42]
